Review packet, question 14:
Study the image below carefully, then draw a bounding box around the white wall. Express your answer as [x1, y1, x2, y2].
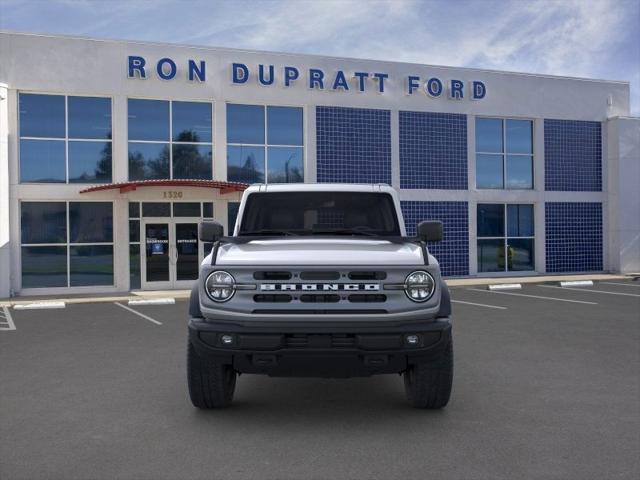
[0, 83, 9, 298]
[607, 117, 640, 274]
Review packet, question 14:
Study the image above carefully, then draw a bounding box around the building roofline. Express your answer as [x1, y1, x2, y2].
[0, 29, 631, 86]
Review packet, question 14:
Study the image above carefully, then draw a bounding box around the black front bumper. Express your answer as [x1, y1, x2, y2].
[188, 317, 452, 378]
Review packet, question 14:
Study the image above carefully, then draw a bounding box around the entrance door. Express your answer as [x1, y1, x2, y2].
[141, 219, 201, 289]
[173, 221, 200, 288]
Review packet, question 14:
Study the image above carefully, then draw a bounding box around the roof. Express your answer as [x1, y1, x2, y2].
[79, 179, 249, 194]
[244, 183, 396, 194]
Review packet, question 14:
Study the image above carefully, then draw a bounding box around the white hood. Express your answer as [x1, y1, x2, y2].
[212, 238, 424, 266]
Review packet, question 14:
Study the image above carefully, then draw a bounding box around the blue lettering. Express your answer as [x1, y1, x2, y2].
[373, 73, 388, 93]
[258, 64, 275, 86]
[425, 77, 443, 97]
[128, 56, 146, 79]
[188, 60, 205, 82]
[449, 79, 464, 99]
[284, 66, 299, 87]
[407, 75, 420, 95]
[473, 81, 486, 99]
[232, 63, 249, 84]
[156, 58, 177, 80]
[353, 72, 368, 92]
[332, 70, 349, 91]
[309, 69, 324, 89]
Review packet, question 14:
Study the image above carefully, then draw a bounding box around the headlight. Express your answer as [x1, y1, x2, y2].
[404, 270, 435, 302]
[205, 271, 236, 302]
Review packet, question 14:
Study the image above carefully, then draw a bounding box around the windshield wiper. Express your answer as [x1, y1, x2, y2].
[239, 229, 300, 236]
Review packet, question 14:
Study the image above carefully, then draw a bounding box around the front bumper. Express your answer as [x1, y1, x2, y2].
[188, 317, 452, 378]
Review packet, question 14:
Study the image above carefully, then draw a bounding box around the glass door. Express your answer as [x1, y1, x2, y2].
[142, 220, 173, 289]
[174, 221, 200, 288]
[141, 219, 201, 289]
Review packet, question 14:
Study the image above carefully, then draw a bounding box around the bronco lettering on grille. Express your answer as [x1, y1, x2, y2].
[260, 284, 379, 291]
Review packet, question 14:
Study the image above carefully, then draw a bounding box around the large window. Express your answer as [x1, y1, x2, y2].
[227, 104, 303, 183]
[21, 202, 114, 288]
[477, 203, 534, 272]
[19, 93, 112, 183]
[128, 99, 213, 180]
[476, 118, 533, 189]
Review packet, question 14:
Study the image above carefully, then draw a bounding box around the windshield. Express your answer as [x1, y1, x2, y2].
[238, 191, 401, 237]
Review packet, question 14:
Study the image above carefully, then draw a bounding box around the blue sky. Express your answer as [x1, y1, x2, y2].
[1, 0, 638, 114]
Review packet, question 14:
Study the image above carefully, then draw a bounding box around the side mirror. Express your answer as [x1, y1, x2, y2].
[417, 221, 443, 242]
[199, 221, 224, 242]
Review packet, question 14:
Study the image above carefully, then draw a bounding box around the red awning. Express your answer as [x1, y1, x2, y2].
[79, 179, 249, 195]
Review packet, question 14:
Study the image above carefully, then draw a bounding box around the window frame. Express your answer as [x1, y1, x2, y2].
[19, 200, 116, 289]
[226, 102, 305, 183]
[127, 98, 215, 180]
[475, 116, 534, 190]
[18, 92, 114, 184]
[476, 202, 536, 273]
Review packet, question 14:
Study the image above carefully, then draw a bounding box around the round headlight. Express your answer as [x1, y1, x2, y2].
[405, 270, 435, 302]
[205, 271, 236, 302]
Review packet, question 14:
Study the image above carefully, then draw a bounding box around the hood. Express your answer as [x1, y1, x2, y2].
[211, 238, 425, 266]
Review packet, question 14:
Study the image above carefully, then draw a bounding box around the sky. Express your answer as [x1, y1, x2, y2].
[1, 0, 638, 114]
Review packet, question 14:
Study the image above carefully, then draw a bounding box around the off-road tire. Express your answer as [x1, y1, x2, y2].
[187, 341, 236, 408]
[403, 340, 453, 409]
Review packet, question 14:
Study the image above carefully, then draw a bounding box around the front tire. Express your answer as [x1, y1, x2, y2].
[403, 340, 453, 409]
[187, 341, 237, 408]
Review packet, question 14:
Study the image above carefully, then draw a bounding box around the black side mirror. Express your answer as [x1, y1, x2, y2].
[417, 221, 443, 242]
[199, 221, 224, 242]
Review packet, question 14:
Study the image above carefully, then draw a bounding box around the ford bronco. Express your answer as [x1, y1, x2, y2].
[188, 184, 453, 408]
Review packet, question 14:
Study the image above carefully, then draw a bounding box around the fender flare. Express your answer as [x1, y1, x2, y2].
[189, 282, 203, 318]
[437, 281, 451, 318]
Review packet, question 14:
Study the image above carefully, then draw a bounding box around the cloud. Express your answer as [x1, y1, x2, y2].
[1, 0, 638, 113]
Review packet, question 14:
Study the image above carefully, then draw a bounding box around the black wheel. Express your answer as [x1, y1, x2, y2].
[403, 340, 453, 409]
[187, 341, 236, 408]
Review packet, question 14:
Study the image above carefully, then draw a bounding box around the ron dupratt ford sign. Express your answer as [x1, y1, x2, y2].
[127, 56, 487, 100]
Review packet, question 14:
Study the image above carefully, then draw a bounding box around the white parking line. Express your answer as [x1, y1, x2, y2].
[0, 306, 16, 331]
[128, 298, 175, 306]
[468, 288, 598, 305]
[14, 301, 66, 310]
[114, 302, 163, 325]
[539, 285, 640, 298]
[451, 299, 507, 310]
[601, 282, 640, 288]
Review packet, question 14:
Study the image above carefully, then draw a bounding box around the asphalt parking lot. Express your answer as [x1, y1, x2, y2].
[1, 280, 639, 480]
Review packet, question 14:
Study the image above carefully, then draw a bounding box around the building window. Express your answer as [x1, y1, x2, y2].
[476, 118, 533, 189]
[477, 203, 534, 272]
[21, 202, 114, 288]
[226, 104, 304, 184]
[128, 99, 213, 181]
[19, 93, 112, 184]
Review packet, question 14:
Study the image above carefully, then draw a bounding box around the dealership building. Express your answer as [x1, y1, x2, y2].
[0, 31, 638, 297]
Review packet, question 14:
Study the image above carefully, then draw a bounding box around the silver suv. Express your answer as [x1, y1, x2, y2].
[188, 184, 453, 408]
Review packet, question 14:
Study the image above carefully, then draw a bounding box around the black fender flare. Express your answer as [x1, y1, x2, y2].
[189, 282, 203, 318]
[437, 281, 451, 318]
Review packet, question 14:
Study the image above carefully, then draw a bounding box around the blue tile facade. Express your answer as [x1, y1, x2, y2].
[399, 111, 467, 189]
[544, 119, 602, 191]
[401, 201, 469, 277]
[316, 106, 391, 184]
[545, 202, 603, 272]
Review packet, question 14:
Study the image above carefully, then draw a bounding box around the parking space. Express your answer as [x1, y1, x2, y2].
[1, 281, 638, 480]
